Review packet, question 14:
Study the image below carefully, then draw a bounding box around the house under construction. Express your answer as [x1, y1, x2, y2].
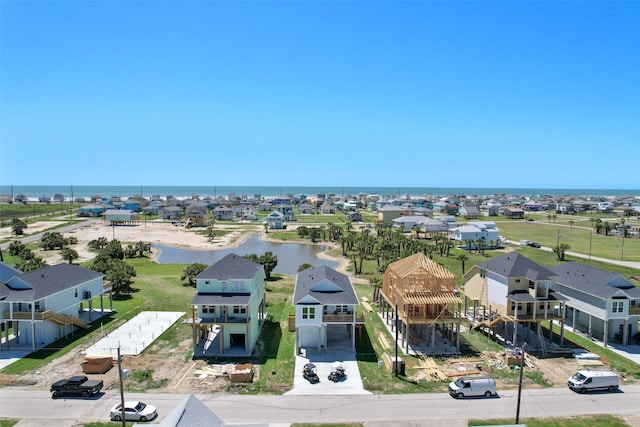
[378, 253, 463, 355]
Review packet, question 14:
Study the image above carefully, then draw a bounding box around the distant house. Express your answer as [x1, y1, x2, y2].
[189, 254, 266, 356]
[213, 206, 234, 221]
[502, 207, 525, 219]
[103, 209, 139, 225]
[463, 253, 567, 348]
[298, 202, 315, 215]
[160, 206, 182, 220]
[275, 204, 296, 221]
[258, 201, 273, 212]
[321, 203, 336, 215]
[346, 211, 362, 222]
[391, 216, 429, 232]
[266, 211, 285, 229]
[78, 204, 106, 218]
[550, 262, 640, 346]
[241, 205, 259, 221]
[379, 253, 462, 354]
[185, 205, 208, 227]
[449, 222, 500, 248]
[0, 262, 111, 351]
[293, 265, 363, 354]
[458, 204, 481, 219]
[377, 204, 402, 223]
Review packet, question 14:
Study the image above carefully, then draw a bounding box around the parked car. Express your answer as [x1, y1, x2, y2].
[110, 401, 158, 422]
[567, 370, 619, 393]
[448, 376, 497, 398]
[528, 242, 541, 248]
[50, 375, 103, 399]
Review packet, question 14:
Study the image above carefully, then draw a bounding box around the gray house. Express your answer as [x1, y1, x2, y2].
[550, 262, 640, 346]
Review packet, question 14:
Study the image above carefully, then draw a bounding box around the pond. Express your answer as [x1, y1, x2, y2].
[153, 235, 340, 275]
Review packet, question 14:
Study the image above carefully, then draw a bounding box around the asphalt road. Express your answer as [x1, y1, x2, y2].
[1, 386, 640, 425]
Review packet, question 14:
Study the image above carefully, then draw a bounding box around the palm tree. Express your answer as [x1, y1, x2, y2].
[568, 220, 574, 228]
[457, 253, 469, 274]
[61, 248, 79, 264]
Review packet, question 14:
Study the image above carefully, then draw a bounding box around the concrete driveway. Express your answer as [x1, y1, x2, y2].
[285, 352, 371, 395]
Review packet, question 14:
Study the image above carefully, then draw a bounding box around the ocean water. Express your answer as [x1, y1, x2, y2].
[1, 185, 638, 200]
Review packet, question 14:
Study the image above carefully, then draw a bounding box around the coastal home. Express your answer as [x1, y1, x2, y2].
[185, 204, 208, 227]
[241, 205, 259, 221]
[213, 205, 234, 221]
[275, 204, 296, 221]
[378, 253, 462, 354]
[549, 262, 640, 346]
[160, 206, 182, 221]
[458, 204, 481, 219]
[293, 265, 364, 354]
[321, 202, 336, 215]
[266, 211, 285, 229]
[377, 204, 403, 223]
[103, 209, 139, 225]
[346, 211, 362, 222]
[297, 202, 315, 215]
[189, 254, 266, 356]
[501, 206, 525, 219]
[463, 253, 567, 349]
[0, 262, 111, 351]
[78, 204, 107, 218]
[391, 216, 429, 232]
[449, 221, 501, 248]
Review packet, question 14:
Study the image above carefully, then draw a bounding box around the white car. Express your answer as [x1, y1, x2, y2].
[110, 401, 157, 422]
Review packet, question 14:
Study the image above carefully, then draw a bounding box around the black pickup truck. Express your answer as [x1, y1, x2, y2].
[50, 375, 103, 399]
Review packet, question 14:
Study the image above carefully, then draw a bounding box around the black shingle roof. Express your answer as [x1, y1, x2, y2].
[0, 263, 104, 302]
[195, 253, 263, 281]
[476, 253, 557, 281]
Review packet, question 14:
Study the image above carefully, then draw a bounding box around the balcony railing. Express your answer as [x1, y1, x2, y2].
[322, 313, 366, 324]
[628, 307, 640, 315]
[3, 310, 87, 328]
[197, 315, 251, 324]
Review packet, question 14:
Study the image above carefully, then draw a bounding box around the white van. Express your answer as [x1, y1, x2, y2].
[567, 370, 619, 393]
[448, 376, 497, 398]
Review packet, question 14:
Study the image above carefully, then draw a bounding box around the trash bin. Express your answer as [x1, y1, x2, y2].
[392, 358, 405, 376]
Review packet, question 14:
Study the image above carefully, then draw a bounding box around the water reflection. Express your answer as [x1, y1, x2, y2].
[153, 235, 340, 275]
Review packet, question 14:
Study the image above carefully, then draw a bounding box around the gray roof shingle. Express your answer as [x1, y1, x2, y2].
[549, 262, 640, 299]
[195, 253, 263, 281]
[293, 265, 358, 305]
[476, 253, 557, 281]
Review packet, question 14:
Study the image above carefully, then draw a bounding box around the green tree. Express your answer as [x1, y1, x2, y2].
[11, 218, 27, 235]
[8, 240, 26, 257]
[457, 253, 469, 274]
[181, 263, 208, 287]
[553, 243, 571, 261]
[40, 232, 66, 250]
[106, 260, 136, 298]
[103, 239, 125, 260]
[15, 257, 47, 271]
[88, 237, 109, 251]
[259, 252, 278, 280]
[298, 263, 312, 272]
[61, 247, 79, 264]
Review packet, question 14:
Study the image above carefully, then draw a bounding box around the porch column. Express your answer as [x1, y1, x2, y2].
[318, 326, 322, 353]
[572, 308, 577, 330]
[623, 319, 629, 345]
[588, 315, 592, 338]
[352, 324, 356, 353]
[31, 323, 36, 351]
[549, 320, 554, 343]
[603, 320, 609, 347]
[456, 323, 460, 350]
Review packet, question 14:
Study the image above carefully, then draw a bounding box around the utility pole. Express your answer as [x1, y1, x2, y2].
[515, 343, 527, 424]
[117, 347, 126, 427]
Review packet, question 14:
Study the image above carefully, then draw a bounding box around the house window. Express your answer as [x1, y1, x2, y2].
[205, 280, 210, 284]
[480, 269, 486, 278]
[233, 305, 246, 314]
[302, 307, 316, 319]
[75, 288, 78, 298]
[336, 305, 348, 313]
[612, 301, 624, 313]
[515, 279, 521, 283]
[34, 301, 41, 310]
[202, 305, 215, 314]
[511, 302, 523, 311]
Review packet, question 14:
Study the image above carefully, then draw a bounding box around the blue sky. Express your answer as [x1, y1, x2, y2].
[1, 1, 639, 189]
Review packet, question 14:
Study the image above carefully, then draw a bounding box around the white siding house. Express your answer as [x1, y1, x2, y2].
[293, 265, 363, 354]
[0, 263, 110, 351]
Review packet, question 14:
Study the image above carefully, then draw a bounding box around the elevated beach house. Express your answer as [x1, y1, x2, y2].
[378, 253, 463, 354]
[463, 253, 568, 349]
[0, 262, 110, 351]
[292, 265, 364, 354]
[549, 262, 640, 346]
[189, 254, 266, 357]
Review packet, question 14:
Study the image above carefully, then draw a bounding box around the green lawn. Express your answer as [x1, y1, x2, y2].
[469, 414, 629, 426]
